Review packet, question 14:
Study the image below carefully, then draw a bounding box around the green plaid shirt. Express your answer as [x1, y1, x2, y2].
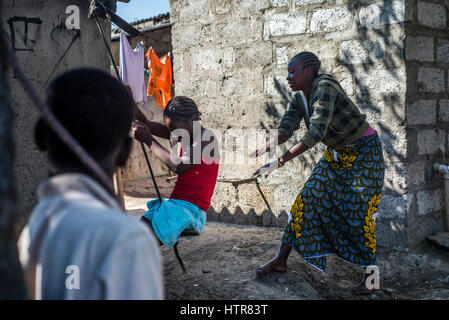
[278, 74, 370, 151]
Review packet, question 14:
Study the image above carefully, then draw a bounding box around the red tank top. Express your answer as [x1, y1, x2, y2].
[169, 153, 219, 212]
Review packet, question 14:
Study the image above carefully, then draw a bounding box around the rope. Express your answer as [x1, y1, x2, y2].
[92, 12, 163, 203]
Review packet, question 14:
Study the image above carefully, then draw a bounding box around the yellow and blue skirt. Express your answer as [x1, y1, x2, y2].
[281, 133, 385, 272]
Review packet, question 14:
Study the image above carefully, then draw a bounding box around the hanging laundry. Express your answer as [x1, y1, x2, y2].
[146, 48, 173, 109]
[119, 32, 146, 103]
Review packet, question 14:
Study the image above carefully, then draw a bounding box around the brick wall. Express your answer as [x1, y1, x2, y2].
[170, 0, 449, 249]
[405, 0, 449, 246]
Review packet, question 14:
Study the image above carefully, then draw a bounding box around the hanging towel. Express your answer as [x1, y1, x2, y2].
[119, 32, 147, 103]
[146, 48, 173, 109]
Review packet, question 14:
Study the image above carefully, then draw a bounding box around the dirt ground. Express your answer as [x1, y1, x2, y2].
[124, 177, 449, 300]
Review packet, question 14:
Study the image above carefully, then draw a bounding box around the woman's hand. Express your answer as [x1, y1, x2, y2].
[249, 146, 269, 159]
[252, 160, 278, 178]
[131, 120, 154, 145]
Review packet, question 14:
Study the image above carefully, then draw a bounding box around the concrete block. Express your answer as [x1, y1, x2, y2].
[192, 48, 222, 71]
[172, 25, 200, 50]
[179, 0, 210, 24]
[216, 17, 263, 45]
[417, 67, 445, 93]
[272, 0, 288, 7]
[408, 160, 427, 186]
[296, 0, 325, 5]
[417, 1, 447, 29]
[437, 39, 449, 63]
[416, 189, 444, 216]
[264, 73, 291, 97]
[223, 47, 235, 70]
[416, 129, 446, 155]
[235, 42, 273, 68]
[310, 7, 353, 33]
[378, 194, 412, 219]
[440, 100, 449, 122]
[222, 68, 264, 97]
[234, 0, 270, 13]
[407, 100, 436, 125]
[339, 40, 385, 64]
[359, 1, 406, 29]
[272, 183, 302, 213]
[405, 36, 434, 62]
[275, 46, 289, 68]
[265, 13, 307, 37]
[355, 68, 406, 98]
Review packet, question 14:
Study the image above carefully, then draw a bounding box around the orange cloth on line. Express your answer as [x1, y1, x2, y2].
[146, 48, 173, 109]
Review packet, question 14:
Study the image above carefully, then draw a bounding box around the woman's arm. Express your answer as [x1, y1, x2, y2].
[249, 130, 288, 158]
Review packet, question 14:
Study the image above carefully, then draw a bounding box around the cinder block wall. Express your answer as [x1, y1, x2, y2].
[170, 0, 448, 249]
[4, 0, 110, 227]
[405, 0, 449, 247]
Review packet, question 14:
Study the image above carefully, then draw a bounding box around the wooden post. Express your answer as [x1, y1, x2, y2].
[115, 168, 125, 208]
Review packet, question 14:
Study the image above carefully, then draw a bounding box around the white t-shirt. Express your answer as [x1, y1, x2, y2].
[17, 173, 163, 300]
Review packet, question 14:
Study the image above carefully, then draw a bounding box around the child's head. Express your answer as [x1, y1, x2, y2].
[35, 68, 135, 176]
[287, 51, 321, 92]
[163, 96, 202, 134]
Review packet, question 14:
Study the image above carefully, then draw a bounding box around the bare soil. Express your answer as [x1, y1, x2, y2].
[124, 177, 449, 300]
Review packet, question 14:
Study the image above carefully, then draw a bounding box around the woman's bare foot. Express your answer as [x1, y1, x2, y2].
[256, 257, 288, 275]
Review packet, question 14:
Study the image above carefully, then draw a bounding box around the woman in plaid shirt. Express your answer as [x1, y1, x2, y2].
[252, 52, 384, 295]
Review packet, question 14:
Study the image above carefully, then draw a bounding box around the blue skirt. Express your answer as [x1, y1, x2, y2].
[142, 198, 206, 247]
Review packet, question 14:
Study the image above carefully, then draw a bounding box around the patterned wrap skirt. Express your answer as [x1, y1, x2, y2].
[281, 133, 385, 272]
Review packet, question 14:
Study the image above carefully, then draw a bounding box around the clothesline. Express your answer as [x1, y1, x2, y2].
[120, 33, 174, 109]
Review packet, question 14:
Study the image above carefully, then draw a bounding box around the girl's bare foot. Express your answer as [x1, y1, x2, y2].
[256, 257, 288, 275]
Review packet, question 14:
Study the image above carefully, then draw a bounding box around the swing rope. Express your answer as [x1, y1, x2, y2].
[92, 11, 163, 203]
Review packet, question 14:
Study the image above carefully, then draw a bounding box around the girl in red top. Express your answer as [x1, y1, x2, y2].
[132, 96, 219, 247]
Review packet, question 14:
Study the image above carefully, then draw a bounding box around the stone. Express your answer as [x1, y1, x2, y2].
[265, 13, 307, 37]
[427, 232, 449, 252]
[405, 36, 434, 62]
[272, 0, 288, 7]
[408, 160, 427, 185]
[416, 129, 446, 155]
[275, 47, 289, 68]
[310, 7, 353, 33]
[339, 40, 385, 64]
[406, 100, 436, 125]
[377, 194, 411, 219]
[417, 1, 447, 29]
[359, 1, 406, 29]
[440, 100, 449, 122]
[192, 48, 222, 71]
[417, 68, 445, 93]
[296, 0, 325, 5]
[355, 68, 406, 98]
[416, 189, 444, 215]
[437, 40, 449, 63]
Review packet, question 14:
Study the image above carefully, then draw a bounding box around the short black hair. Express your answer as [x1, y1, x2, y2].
[44, 68, 135, 164]
[291, 51, 321, 77]
[163, 96, 202, 121]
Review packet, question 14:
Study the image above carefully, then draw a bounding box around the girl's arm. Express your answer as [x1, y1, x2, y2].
[134, 103, 171, 140]
[133, 121, 218, 175]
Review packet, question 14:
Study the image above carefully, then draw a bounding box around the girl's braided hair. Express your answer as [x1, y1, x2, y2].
[163, 96, 202, 121]
[291, 51, 321, 78]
